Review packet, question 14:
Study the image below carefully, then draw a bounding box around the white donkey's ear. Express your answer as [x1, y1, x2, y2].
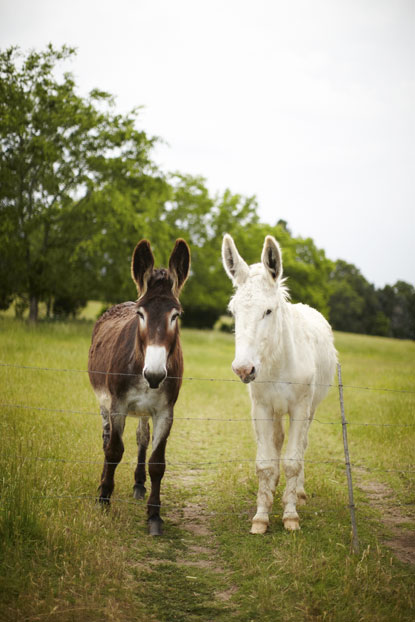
[222, 234, 249, 285]
[261, 236, 282, 282]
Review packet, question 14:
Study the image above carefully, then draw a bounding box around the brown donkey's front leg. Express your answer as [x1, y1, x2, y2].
[147, 437, 169, 536]
[99, 414, 126, 504]
[134, 417, 150, 500]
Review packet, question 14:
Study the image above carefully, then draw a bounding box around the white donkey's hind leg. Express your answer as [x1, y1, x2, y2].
[250, 406, 282, 535]
[295, 407, 315, 505]
[295, 464, 307, 506]
[295, 414, 312, 505]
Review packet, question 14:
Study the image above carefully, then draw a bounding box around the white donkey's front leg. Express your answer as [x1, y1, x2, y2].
[282, 406, 309, 530]
[251, 404, 284, 535]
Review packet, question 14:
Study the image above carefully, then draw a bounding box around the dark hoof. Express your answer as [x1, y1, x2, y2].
[98, 496, 111, 508]
[133, 484, 146, 500]
[148, 516, 164, 536]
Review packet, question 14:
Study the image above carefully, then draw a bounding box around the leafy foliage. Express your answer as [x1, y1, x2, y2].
[377, 281, 415, 339]
[0, 44, 413, 337]
[0, 45, 161, 320]
[328, 262, 414, 339]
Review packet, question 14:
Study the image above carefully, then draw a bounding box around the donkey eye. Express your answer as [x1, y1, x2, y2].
[171, 312, 180, 322]
[264, 309, 272, 317]
[137, 310, 145, 320]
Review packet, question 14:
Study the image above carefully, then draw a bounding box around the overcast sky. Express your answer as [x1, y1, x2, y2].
[1, 0, 414, 287]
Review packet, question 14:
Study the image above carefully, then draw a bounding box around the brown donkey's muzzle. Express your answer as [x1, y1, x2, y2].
[143, 368, 167, 389]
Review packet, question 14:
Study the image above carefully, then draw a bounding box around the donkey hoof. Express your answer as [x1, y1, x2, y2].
[98, 496, 111, 509]
[148, 516, 164, 536]
[133, 484, 146, 500]
[250, 520, 268, 535]
[283, 517, 300, 531]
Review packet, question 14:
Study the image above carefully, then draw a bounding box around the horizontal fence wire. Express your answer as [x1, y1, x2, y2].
[14, 454, 415, 473]
[1, 360, 414, 543]
[30, 495, 222, 513]
[1, 362, 414, 509]
[1, 401, 336, 423]
[29, 495, 354, 518]
[1, 402, 414, 427]
[13, 455, 345, 468]
[1, 361, 414, 394]
[29, 495, 275, 519]
[29, 494, 381, 530]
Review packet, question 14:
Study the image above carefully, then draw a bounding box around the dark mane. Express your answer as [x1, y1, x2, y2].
[138, 269, 180, 308]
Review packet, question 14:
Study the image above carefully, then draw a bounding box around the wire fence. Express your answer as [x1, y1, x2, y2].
[1, 361, 414, 394]
[1, 359, 414, 552]
[11, 453, 415, 473]
[2, 401, 415, 427]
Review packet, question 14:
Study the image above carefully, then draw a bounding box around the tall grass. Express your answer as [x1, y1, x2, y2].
[0, 317, 414, 621]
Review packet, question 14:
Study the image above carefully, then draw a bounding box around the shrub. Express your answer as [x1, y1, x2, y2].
[214, 315, 234, 333]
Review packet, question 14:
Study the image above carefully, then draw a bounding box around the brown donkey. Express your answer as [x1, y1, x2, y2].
[88, 239, 190, 535]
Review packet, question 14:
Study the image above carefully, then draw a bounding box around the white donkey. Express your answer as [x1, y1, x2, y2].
[222, 234, 337, 534]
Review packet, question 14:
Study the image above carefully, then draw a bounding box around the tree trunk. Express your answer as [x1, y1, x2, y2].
[29, 296, 38, 323]
[46, 296, 52, 319]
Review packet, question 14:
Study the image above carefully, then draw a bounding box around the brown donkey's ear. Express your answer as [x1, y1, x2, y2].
[169, 239, 191, 296]
[131, 240, 154, 295]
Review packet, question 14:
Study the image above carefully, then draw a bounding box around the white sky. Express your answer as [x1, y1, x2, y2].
[1, 0, 414, 288]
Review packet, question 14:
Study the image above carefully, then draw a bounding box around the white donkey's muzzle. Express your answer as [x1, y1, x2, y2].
[232, 360, 257, 384]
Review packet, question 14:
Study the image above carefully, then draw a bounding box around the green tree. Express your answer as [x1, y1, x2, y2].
[161, 184, 333, 327]
[378, 281, 415, 339]
[4, 44, 386, 334]
[328, 260, 386, 335]
[159, 174, 260, 326]
[276, 233, 333, 317]
[0, 44, 161, 320]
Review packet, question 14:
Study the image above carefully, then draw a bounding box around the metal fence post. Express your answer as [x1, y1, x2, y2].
[337, 362, 360, 555]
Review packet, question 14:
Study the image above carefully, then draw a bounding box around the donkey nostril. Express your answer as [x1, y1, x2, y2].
[144, 369, 167, 389]
[250, 366, 256, 376]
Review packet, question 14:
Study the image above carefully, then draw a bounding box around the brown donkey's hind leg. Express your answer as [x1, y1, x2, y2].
[99, 413, 126, 505]
[146, 414, 173, 535]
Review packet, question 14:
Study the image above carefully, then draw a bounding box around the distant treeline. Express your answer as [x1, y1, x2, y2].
[1, 45, 414, 339]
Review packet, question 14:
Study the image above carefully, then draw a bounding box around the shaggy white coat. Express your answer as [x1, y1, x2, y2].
[222, 234, 337, 533]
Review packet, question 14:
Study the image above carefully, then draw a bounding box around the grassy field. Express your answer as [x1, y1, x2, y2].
[0, 316, 414, 621]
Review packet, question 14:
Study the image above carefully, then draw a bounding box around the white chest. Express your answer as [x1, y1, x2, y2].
[94, 378, 169, 418]
[125, 379, 169, 417]
[251, 382, 289, 415]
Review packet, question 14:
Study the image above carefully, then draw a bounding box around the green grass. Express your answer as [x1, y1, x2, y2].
[1, 299, 106, 321]
[0, 317, 414, 621]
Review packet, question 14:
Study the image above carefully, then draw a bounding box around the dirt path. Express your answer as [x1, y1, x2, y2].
[173, 498, 238, 605]
[168, 470, 239, 605]
[129, 468, 239, 621]
[358, 479, 415, 565]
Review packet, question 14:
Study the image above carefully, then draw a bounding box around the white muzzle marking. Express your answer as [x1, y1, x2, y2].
[143, 345, 168, 389]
